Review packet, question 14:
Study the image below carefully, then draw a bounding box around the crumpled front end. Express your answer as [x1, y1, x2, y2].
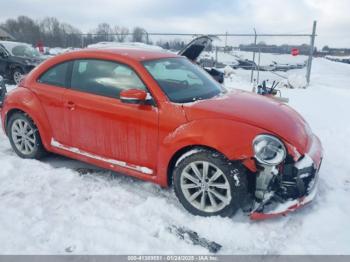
[250, 134, 323, 220]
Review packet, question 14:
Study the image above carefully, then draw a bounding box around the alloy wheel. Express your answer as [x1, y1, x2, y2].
[180, 161, 232, 213]
[11, 119, 36, 155]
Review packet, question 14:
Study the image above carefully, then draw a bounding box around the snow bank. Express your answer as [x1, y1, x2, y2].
[87, 42, 165, 52]
[287, 74, 307, 89]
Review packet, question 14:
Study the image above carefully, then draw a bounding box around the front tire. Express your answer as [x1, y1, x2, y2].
[7, 112, 46, 159]
[173, 149, 247, 217]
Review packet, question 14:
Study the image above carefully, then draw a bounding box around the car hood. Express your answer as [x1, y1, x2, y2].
[182, 89, 312, 154]
[178, 35, 214, 61]
[9, 55, 44, 65]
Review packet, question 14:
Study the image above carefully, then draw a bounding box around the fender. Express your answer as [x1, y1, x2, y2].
[1, 87, 52, 150]
[156, 118, 267, 186]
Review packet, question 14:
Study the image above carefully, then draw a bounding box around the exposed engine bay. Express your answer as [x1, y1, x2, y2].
[247, 134, 322, 219]
[252, 155, 319, 214]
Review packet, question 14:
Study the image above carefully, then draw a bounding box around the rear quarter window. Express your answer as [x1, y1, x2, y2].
[70, 59, 146, 99]
[38, 61, 71, 87]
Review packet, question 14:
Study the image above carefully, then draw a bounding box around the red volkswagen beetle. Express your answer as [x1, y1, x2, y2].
[0, 47, 322, 219]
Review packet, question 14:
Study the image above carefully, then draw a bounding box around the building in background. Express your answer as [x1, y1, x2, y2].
[0, 28, 15, 41]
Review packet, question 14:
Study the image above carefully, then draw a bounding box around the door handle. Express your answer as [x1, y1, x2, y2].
[65, 101, 75, 111]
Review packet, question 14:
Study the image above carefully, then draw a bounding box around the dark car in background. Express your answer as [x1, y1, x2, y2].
[0, 75, 6, 107]
[0, 41, 45, 84]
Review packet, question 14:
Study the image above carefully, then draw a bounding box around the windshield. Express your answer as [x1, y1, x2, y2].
[10, 44, 41, 58]
[143, 57, 223, 103]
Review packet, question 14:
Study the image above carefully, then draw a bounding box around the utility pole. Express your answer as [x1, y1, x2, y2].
[250, 28, 257, 83]
[306, 21, 317, 85]
[81, 35, 84, 48]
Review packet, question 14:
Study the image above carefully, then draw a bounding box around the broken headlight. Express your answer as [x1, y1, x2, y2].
[253, 134, 286, 166]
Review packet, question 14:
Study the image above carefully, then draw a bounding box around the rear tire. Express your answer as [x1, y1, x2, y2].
[173, 149, 248, 217]
[7, 112, 46, 159]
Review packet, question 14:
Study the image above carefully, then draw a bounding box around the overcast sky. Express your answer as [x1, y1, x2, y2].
[1, 0, 349, 48]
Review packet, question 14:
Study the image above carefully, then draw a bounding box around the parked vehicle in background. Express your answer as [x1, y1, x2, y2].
[232, 59, 257, 70]
[1, 47, 323, 219]
[0, 41, 45, 84]
[178, 35, 224, 83]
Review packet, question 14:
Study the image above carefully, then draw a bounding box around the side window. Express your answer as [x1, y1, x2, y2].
[38, 62, 70, 87]
[71, 59, 146, 99]
[0, 46, 8, 57]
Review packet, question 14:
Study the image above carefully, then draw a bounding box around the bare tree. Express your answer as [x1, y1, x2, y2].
[132, 27, 147, 43]
[0, 16, 151, 48]
[40, 17, 62, 46]
[1, 16, 41, 45]
[93, 23, 113, 42]
[113, 26, 129, 42]
[39, 17, 81, 47]
[60, 23, 82, 47]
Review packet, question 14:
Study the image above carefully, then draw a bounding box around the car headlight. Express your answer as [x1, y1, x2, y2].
[253, 134, 286, 165]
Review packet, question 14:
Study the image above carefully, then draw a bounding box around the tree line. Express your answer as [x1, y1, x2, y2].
[1, 16, 209, 51]
[0, 16, 151, 48]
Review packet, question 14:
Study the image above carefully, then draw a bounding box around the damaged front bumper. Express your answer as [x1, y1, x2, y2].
[250, 134, 323, 220]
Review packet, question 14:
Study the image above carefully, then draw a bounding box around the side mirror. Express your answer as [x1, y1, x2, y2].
[120, 89, 148, 104]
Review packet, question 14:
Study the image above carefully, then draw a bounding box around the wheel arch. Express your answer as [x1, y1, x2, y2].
[9, 64, 24, 75]
[4, 108, 26, 133]
[3, 88, 52, 150]
[171, 144, 251, 217]
[159, 118, 264, 187]
[5, 108, 49, 149]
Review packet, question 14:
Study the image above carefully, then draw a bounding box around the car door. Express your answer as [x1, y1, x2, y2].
[32, 61, 72, 145]
[63, 59, 159, 174]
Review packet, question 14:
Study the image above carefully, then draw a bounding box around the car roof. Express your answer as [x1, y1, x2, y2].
[0, 40, 31, 48]
[68, 47, 180, 62]
[0, 41, 32, 55]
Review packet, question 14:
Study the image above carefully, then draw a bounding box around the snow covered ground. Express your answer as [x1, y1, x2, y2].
[0, 57, 350, 254]
[200, 50, 308, 66]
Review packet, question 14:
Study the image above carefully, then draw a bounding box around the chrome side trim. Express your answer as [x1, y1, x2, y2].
[51, 138, 153, 175]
